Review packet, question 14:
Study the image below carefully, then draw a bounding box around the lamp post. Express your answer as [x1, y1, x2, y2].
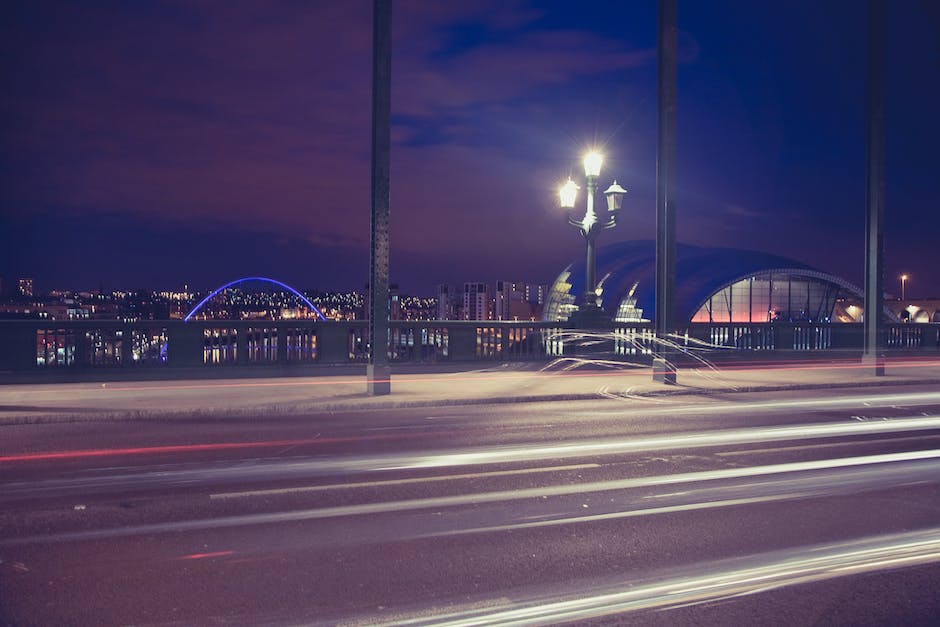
[559, 150, 627, 327]
[900, 274, 908, 301]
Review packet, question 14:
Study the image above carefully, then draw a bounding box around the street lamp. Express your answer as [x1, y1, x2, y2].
[900, 274, 908, 301]
[559, 150, 627, 325]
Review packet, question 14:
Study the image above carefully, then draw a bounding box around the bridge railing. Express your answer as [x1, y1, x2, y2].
[2, 320, 938, 379]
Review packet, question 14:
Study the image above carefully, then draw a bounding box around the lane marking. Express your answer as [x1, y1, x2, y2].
[210, 463, 600, 500]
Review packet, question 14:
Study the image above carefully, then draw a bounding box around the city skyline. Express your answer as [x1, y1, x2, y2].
[2, 1, 939, 295]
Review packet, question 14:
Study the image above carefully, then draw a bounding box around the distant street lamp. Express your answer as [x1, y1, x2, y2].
[900, 274, 908, 301]
[559, 150, 627, 326]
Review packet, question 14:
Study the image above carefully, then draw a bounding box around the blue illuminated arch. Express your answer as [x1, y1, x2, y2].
[184, 277, 327, 322]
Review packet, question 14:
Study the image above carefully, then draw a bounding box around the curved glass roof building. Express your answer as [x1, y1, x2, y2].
[544, 241, 873, 324]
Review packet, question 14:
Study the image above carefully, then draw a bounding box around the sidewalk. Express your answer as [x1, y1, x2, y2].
[2, 357, 940, 424]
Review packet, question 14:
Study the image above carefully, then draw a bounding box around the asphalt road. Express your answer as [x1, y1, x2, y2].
[2, 385, 940, 626]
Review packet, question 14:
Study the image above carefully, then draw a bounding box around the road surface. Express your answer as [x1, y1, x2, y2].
[2, 384, 940, 625]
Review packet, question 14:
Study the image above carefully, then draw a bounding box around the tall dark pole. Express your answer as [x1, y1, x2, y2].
[583, 174, 598, 306]
[863, 0, 886, 376]
[654, 0, 677, 384]
[368, 0, 391, 395]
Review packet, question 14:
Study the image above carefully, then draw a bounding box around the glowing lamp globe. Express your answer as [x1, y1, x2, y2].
[559, 179, 579, 208]
[583, 151, 603, 177]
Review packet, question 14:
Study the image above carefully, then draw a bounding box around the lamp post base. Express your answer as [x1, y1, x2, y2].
[861, 353, 886, 377]
[367, 363, 391, 395]
[652, 356, 677, 385]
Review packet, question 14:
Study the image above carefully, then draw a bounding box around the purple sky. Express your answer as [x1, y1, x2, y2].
[2, 1, 939, 297]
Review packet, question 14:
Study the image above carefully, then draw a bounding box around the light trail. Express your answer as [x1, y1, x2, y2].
[714, 433, 940, 457]
[362, 527, 940, 626]
[0, 432, 428, 463]
[174, 550, 234, 561]
[4, 448, 939, 547]
[4, 388, 940, 464]
[393, 415, 940, 470]
[4, 415, 940, 499]
[209, 463, 599, 500]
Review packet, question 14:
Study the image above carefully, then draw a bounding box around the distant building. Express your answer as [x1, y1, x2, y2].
[399, 295, 437, 320]
[544, 240, 887, 324]
[495, 281, 536, 320]
[526, 284, 546, 307]
[886, 298, 940, 323]
[436, 284, 458, 320]
[17, 278, 34, 297]
[462, 282, 492, 320]
[390, 283, 401, 321]
[363, 284, 406, 321]
[526, 283, 547, 320]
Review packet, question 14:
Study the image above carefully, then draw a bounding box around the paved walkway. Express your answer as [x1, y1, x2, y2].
[2, 357, 940, 424]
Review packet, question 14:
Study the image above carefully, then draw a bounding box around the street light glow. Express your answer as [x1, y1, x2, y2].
[559, 179, 579, 208]
[583, 151, 603, 177]
[559, 148, 625, 320]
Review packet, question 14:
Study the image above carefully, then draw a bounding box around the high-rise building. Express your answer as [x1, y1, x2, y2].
[390, 283, 401, 321]
[362, 283, 401, 320]
[495, 281, 532, 320]
[437, 284, 457, 320]
[525, 283, 546, 307]
[462, 282, 491, 320]
[17, 278, 34, 297]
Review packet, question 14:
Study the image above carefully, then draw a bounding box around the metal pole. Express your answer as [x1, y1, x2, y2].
[585, 234, 596, 306]
[584, 175, 597, 306]
[863, 0, 886, 375]
[654, 0, 677, 384]
[368, 0, 391, 394]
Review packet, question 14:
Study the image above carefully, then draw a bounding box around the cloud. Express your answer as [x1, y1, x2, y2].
[722, 204, 762, 219]
[2, 1, 652, 237]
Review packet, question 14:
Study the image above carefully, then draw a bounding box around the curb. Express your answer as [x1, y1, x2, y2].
[4, 377, 940, 426]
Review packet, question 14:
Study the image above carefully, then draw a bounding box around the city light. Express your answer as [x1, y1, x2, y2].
[559, 179, 579, 208]
[561, 149, 627, 325]
[583, 151, 603, 177]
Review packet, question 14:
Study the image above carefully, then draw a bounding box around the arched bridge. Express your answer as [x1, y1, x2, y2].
[184, 277, 327, 322]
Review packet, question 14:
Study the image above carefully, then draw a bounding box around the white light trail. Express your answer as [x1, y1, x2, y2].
[393, 416, 940, 470]
[210, 463, 599, 500]
[5, 415, 940, 502]
[358, 527, 940, 626]
[5, 448, 939, 547]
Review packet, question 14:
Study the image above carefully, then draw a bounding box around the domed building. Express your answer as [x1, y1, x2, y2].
[544, 241, 886, 325]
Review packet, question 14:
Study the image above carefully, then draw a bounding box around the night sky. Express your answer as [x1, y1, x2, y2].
[2, 1, 938, 297]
